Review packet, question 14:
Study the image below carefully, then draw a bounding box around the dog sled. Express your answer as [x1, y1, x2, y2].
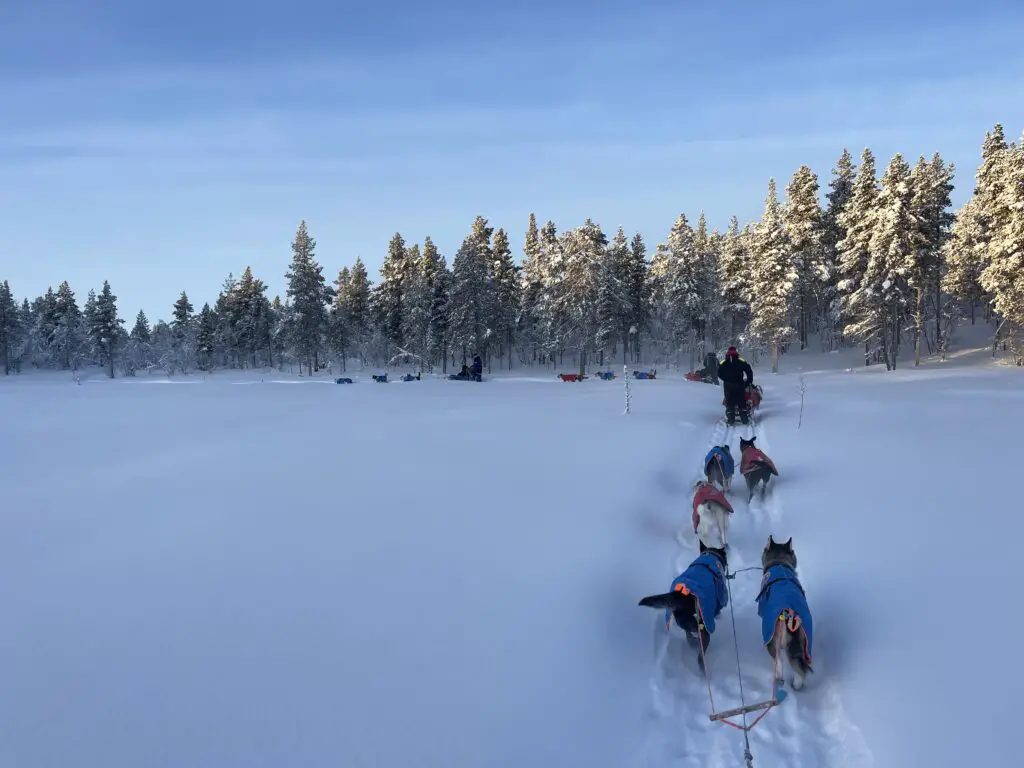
[721, 384, 763, 411]
[558, 373, 587, 382]
[685, 352, 720, 384]
[632, 369, 657, 380]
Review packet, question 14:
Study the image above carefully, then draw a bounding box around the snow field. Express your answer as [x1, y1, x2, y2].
[0, 372, 679, 768]
[1, 358, 1020, 767]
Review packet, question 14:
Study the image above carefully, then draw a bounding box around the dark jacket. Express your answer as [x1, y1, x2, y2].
[718, 355, 753, 387]
[471, 356, 482, 376]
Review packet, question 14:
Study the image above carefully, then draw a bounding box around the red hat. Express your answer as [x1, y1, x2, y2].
[727, 346, 738, 356]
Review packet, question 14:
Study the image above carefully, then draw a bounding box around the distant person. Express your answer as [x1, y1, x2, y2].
[718, 347, 753, 425]
[470, 355, 482, 382]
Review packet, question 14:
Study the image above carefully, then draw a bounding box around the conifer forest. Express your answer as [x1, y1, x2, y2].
[2, 124, 1023, 378]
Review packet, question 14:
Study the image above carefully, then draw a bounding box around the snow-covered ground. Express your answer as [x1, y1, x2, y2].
[1, 339, 1019, 767]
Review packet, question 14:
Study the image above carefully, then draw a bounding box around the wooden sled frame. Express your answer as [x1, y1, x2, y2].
[695, 600, 789, 732]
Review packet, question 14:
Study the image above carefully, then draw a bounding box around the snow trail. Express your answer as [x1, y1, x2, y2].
[636, 396, 874, 767]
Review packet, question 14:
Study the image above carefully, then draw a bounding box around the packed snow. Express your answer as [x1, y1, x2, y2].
[1, 344, 1019, 767]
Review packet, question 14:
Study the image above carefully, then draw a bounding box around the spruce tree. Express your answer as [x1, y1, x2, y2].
[719, 216, 751, 341]
[908, 154, 954, 365]
[821, 149, 857, 348]
[749, 178, 796, 372]
[626, 232, 649, 363]
[344, 257, 373, 365]
[783, 165, 825, 349]
[374, 232, 411, 353]
[284, 220, 331, 375]
[195, 303, 219, 371]
[865, 153, 919, 369]
[330, 267, 352, 369]
[596, 227, 633, 364]
[977, 138, 1024, 360]
[428, 253, 451, 372]
[52, 281, 85, 370]
[837, 148, 880, 363]
[0, 280, 21, 374]
[490, 228, 521, 370]
[447, 231, 492, 362]
[125, 309, 151, 375]
[87, 281, 124, 378]
[171, 291, 195, 373]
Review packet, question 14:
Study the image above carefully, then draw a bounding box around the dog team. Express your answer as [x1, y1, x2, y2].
[638, 431, 815, 692]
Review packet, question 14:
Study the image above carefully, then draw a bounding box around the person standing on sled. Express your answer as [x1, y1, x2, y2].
[470, 355, 483, 382]
[718, 346, 754, 426]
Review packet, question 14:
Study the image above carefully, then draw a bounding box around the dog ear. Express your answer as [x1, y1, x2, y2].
[767, 535, 775, 546]
[785, 537, 793, 549]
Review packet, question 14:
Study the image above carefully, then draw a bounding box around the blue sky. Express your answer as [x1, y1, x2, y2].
[2, 0, 1023, 321]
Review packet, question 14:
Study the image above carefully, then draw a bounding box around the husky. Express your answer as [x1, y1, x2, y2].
[638, 543, 728, 673]
[739, 436, 779, 502]
[704, 445, 734, 492]
[756, 536, 814, 690]
[691, 480, 733, 550]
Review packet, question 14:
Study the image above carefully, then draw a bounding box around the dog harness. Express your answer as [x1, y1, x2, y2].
[665, 552, 728, 633]
[755, 564, 813, 663]
[692, 483, 734, 532]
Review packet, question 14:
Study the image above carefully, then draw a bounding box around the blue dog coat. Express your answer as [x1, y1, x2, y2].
[665, 552, 728, 634]
[704, 446, 734, 477]
[756, 564, 813, 661]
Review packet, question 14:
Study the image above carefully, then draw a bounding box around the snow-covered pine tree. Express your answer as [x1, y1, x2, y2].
[821, 149, 857, 350]
[214, 273, 240, 367]
[233, 267, 273, 368]
[517, 214, 546, 365]
[783, 166, 826, 350]
[87, 281, 124, 378]
[284, 220, 331, 375]
[330, 267, 352, 370]
[195, 303, 218, 372]
[864, 153, 921, 369]
[490, 228, 521, 370]
[978, 137, 1024, 361]
[749, 178, 797, 372]
[82, 289, 98, 365]
[170, 291, 195, 374]
[124, 309, 151, 375]
[51, 281, 85, 370]
[427, 250, 451, 372]
[374, 232, 411, 357]
[943, 198, 987, 325]
[908, 154, 954, 365]
[0, 280, 21, 374]
[534, 220, 563, 365]
[626, 233, 650, 363]
[551, 219, 606, 374]
[447, 228, 493, 363]
[656, 213, 711, 371]
[694, 212, 724, 356]
[837, 148, 880, 364]
[596, 227, 633, 364]
[150, 320, 175, 372]
[719, 216, 751, 342]
[342, 257, 373, 366]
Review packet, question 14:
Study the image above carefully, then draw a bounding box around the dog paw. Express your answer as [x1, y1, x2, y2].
[791, 675, 805, 691]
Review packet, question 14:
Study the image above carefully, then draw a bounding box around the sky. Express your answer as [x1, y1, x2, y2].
[2, 0, 1024, 321]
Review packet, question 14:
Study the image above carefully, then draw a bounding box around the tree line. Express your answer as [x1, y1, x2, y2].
[2, 123, 1022, 379]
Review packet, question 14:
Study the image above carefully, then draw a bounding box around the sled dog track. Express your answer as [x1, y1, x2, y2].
[635, 405, 874, 768]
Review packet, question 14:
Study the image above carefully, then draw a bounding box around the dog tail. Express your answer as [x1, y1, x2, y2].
[638, 590, 693, 611]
